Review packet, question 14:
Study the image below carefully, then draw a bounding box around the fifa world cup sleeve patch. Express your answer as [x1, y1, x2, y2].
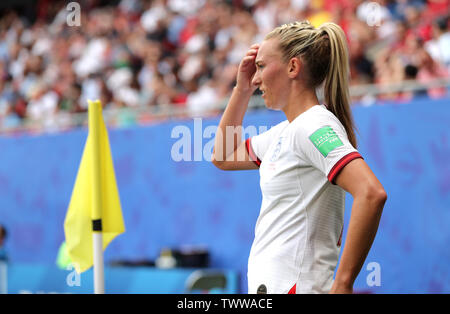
[309, 126, 344, 157]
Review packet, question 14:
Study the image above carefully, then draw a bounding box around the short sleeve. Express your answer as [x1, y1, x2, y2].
[246, 120, 289, 167]
[293, 120, 363, 184]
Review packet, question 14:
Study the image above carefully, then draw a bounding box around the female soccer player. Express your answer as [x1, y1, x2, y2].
[212, 21, 387, 294]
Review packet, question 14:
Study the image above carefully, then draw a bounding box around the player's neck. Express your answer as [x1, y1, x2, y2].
[283, 85, 320, 123]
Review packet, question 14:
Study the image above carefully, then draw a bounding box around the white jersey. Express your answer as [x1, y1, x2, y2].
[245, 105, 362, 294]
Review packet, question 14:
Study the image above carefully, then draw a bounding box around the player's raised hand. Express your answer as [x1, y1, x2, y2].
[236, 44, 259, 94]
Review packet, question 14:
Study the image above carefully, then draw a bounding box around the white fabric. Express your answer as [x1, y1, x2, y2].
[247, 105, 360, 294]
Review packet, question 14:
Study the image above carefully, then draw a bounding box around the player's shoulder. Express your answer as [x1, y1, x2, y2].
[290, 104, 344, 137]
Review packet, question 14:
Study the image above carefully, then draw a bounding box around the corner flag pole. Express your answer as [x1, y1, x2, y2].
[88, 100, 105, 294]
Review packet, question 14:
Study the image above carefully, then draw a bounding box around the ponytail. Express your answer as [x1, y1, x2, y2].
[319, 23, 357, 148]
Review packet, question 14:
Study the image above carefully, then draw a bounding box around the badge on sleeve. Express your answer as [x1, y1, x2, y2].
[309, 126, 344, 157]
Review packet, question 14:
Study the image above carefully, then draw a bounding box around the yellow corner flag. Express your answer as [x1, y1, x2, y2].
[64, 100, 125, 274]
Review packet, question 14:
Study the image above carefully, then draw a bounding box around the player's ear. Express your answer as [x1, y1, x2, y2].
[287, 57, 301, 79]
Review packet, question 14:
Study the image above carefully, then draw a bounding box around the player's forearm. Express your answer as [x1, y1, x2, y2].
[213, 87, 253, 161]
[332, 190, 386, 292]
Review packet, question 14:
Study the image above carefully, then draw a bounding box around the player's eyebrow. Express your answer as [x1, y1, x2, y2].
[255, 60, 264, 66]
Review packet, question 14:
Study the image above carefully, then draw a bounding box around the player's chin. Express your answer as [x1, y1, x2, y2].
[262, 97, 273, 109]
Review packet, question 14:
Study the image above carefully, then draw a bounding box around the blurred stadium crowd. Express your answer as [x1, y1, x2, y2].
[0, 0, 449, 132]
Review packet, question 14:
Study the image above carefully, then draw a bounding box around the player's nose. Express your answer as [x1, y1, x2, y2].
[252, 71, 261, 87]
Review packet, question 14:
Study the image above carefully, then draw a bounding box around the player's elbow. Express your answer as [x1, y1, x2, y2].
[211, 157, 223, 170]
[211, 152, 227, 170]
[371, 185, 387, 206]
[378, 188, 388, 205]
[362, 182, 387, 211]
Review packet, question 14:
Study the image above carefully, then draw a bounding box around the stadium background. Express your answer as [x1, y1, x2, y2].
[0, 0, 449, 293]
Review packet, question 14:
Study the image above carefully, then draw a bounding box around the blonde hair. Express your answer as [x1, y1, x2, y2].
[266, 21, 357, 148]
